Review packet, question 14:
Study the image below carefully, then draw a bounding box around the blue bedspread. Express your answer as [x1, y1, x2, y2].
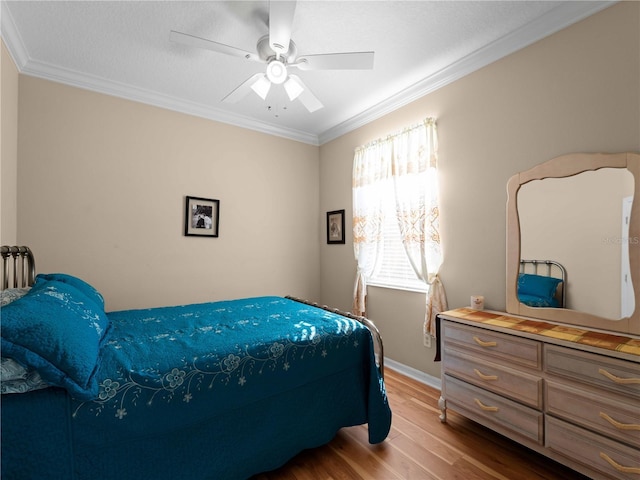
[2, 296, 391, 479]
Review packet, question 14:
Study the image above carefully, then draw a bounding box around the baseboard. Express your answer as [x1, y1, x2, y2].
[384, 357, 441, 391]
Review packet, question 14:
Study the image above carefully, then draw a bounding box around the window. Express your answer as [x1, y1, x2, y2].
[352, 118, 446, 331]
[366, 186, 428, 292]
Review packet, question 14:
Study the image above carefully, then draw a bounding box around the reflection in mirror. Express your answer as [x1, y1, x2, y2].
[506, 152, 640, 335]
[518, 168, 634, 319]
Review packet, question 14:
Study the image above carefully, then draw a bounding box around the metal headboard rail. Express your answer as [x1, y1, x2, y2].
[520, 259, 566, 308]
[1, 246, 36, 290]
[285, 295, 385, 379]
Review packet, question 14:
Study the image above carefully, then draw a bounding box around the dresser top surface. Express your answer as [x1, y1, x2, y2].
[440, 308, 640, 360]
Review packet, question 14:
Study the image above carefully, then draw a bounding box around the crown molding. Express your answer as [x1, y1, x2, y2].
[317, 1, 615, 145]
[2, 1, 614, 147]
[1, 0, 29, 69]
[23, 57, 321, 145]
[1, 2, 319, 146]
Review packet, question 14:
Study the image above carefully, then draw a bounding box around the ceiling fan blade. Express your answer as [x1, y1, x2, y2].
[170, 30, 261, 62]
[269, 1, 296, 55]
[294, 52, 375, 71]
[222, 73, 267, 103]
[288, 75, 323, 113]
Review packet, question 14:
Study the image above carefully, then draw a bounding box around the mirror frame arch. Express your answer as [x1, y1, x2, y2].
[506, 152, 640, 335]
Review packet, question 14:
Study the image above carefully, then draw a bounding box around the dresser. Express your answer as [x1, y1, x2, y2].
[438, 308, 640, 480]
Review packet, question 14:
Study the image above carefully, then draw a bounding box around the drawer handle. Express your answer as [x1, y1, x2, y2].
[598, 368, 640, 385]
[474, 398, 499, 412]
[599, 452, 640, 474]
[473, 336, 497, 347]
[599, 412, 640, 431]
[474, 368, 498, 381]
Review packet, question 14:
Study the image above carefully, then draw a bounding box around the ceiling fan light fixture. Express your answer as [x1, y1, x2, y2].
[284, 76, 304, 101]
[171, 1, 373, 113]
[266, 59, 288, 84]
[251, 75, 272, 99]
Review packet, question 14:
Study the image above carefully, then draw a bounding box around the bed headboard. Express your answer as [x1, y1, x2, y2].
[519, 259, 566, 308]
[1, 246, 36, 290]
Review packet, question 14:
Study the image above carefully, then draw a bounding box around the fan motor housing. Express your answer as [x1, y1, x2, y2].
[257, 35, 298, 63]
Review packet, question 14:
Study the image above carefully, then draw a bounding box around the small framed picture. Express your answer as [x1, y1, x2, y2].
[185, 196, 220, 237]
[326, 209, 345, 244]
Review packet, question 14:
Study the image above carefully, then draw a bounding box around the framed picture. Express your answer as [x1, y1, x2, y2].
[326, 209, 345, 244]
[185, 196, 220, 237]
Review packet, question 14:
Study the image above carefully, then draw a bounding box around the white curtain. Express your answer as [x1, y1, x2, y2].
[352, 118, 447, 336]
[391, 118, 447, 337]
[352, 140, 392, 315]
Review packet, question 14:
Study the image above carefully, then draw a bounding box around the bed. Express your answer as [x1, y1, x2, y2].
[0, 246, 392, 480]
[518, 259, 566, 308]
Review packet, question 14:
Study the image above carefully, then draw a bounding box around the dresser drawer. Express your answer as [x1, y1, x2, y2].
[444, 347, 543, 408]
[545, 345, 640, 399]
[443, 374, 543, 445]
[442, 320, 541, 369]
[546, 380, 640, 448]
[547, 416, 640, 480]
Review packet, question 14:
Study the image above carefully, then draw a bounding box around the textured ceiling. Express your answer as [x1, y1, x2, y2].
[2, 1, 613, 145]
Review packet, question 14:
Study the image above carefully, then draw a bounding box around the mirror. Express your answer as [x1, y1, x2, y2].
[518, 168, 634, 319]
[506, 152, 640, 335]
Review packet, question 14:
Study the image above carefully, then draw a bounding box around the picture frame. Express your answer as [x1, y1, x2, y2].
[326, 209, 345, 244]
[185, 196, 220, 237]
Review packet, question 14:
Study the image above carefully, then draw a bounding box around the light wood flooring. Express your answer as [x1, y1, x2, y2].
[253, 368, 590, 480]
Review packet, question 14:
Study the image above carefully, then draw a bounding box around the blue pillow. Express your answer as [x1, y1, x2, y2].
[33, 273, 104, 311]
[518, 273, 562, 304]
[517, 293, 560, 308]
[0, 281, 110, 400]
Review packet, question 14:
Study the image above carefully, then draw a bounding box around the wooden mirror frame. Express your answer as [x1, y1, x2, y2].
[506, 152, 640, 335]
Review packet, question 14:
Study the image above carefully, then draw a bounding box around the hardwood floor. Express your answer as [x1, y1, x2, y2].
[253, 368, 590, 480]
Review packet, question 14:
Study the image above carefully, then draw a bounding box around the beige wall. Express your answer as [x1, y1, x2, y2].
[319, 2, 640, 378]
[4, 3, 639, 378]
[17, 77, 321, 311]
[1, 40, 19, 245]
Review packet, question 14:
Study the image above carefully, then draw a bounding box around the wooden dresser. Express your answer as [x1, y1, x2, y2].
[438, 308, 640, 480]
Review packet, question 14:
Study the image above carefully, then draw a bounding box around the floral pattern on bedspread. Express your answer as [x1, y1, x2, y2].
[71, 297, 368, 421]
[2, 296, 391, 480]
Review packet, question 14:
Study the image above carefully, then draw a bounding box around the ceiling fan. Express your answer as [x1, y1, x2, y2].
[170, 1, 374, 113]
